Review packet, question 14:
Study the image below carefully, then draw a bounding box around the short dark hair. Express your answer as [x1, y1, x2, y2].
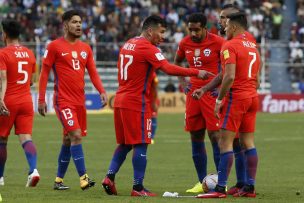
[62, 10, 82, 22]
[222, 3, 240, 10]
[227, 12, 247, 29]
[142, 15, 166, 31]
[1, 19, 21, 39]
[187, 13, 207, 27]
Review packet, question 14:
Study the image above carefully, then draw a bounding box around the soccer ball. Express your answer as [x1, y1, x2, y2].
[202, 173, 218, 193]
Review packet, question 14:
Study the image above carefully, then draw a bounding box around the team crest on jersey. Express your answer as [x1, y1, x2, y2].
[203, 49, 211, 57]
[72, 51, 78, 58]
[194, 49, 200, 57]
[67, 120, 74, 126]
[80, 51, 87, 59]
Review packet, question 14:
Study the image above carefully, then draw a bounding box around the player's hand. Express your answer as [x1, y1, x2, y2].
[38, 102, 47, 117]
[0, 100, 10, 116]
[100, 93, 108, 108]
[197, 70, 215, 80]
[180, 81, 192, 94]
[214, 102, 222, 120]
[192, 87, 205, 100]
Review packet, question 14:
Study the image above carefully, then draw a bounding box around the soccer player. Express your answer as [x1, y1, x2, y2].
[150, 72, 159, 144]
[219, 4, 257, 195]
[174, 13, 224, 193]
[101, 15, 211, 197]
[0, 19, 40, 187]
[196, 12, 260, 198]
[38, 10, 108, 190]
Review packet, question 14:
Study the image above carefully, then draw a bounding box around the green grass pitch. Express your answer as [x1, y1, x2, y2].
[0, 113, 304, 202]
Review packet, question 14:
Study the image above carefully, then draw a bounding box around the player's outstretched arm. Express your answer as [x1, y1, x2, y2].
[160, 63, 214, 79]
[0, 70, 9, 116]
[38, 64, 52, 116]
[174, 53, 190, 94]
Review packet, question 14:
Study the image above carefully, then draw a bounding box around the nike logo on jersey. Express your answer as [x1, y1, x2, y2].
[62, 53, 69, 56]
[185, 50, 192, 54]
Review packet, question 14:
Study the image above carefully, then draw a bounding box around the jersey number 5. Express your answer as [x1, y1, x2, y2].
[17, 61, 29, 84]
[120, 54, 133, 80]
[248, 52, 256, 78]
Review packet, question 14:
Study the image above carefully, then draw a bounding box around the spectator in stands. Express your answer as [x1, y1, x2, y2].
[299, 79, 304, 93]
[164, 78, 176, 92]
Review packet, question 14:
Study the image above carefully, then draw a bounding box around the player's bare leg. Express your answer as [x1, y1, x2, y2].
[69, 129, 95, 190]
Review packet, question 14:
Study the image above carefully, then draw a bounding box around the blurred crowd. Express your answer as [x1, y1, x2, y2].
[0, 0, 284, 61]
[287, 0, 304, 84]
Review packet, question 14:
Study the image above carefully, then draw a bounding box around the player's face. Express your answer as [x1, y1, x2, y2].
[225, 19, 235, 40]
[219, 8, 237, 35]
[150, 24, 166, 45]
[188, 22, 205, 43]
[219, 10, 229, 35]
[65, 15, 82, 38]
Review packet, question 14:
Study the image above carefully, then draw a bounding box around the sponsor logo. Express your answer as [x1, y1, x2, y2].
[262, 95, 304, 113]
[155, 52, 165, 60]
[43, 50, 48, 58]
[61, 52, 69, 56]
[185, 50, 192, 54]
[72, 51, 78, 58]
[80, 51, 87, 59]
[203, 49, 211, 56]
[67, 120, 74, 126]
[194, 49, 200, 57]
[140, 154, 147, 157]
[223, 49, 230, 59]
[148, 132, 152, 138]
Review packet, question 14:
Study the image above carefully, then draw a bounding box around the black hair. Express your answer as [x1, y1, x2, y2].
[1, 19, 21, 39]
[62, 10, 82, 22]
[187, 13, 207, 27]
[227, 12, 248, 29]
[142, 15, 166, 31]
[222, 3, 240, 10]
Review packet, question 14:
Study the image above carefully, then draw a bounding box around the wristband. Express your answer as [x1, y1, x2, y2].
[216, 98, 222, 105]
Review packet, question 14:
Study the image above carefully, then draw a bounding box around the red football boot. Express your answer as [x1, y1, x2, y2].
[102, 176, 117, 195]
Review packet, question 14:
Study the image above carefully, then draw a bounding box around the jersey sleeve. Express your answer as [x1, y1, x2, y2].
[176, 40, 185, 59]
[42, 42, 56, 67]
[144, 46, 169, 69]
[0, 51, 7, 70]
[221, 42, 237, 65]
[86, 47, 106, 94]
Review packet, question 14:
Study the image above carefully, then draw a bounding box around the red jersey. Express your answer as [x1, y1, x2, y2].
[114, 37, 169, 112]
[244, 31, 257, 44]
[149, 72, 159, 114]
[176, 32, 225, 89]
[0, 45, 36, 105]
[220, 33, 261, 100]
[39, 37, 105, 105]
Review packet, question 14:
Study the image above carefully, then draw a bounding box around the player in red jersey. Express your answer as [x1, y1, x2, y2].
[219, 4, 258, 195]
[101, 15, 211, 197]
[150, 72, 159, 144]
[174, 13, 224, 193]
[0, 19, 40, 187]
[38, 10, 107, 190]
[196, 12, 260, 199]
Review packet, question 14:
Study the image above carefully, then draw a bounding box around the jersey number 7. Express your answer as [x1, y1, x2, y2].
[120, 54, 133, 80]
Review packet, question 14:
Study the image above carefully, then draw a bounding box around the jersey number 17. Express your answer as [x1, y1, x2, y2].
[119, 54, 133, 80]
